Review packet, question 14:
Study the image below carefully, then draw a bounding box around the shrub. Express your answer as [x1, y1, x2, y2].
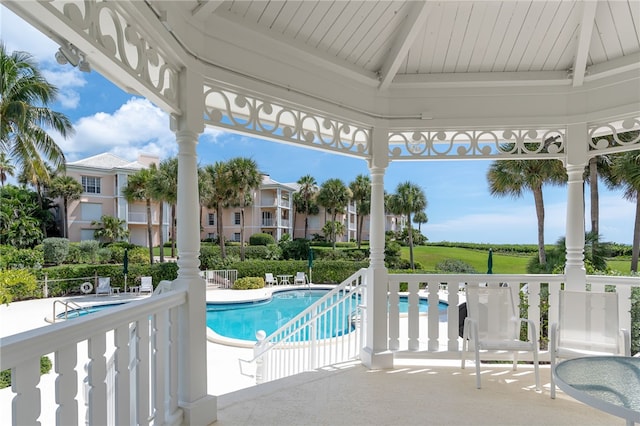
[435, 259, 477, 273]
[249, 233, 276, 246]
[0, 245, 43, 269]
[0, 269, 39, 303]
[0, 355, 51, 389]
[280, 238, 310, 260]
[232, 276, 265, 290]
[42, 237, 70, 265]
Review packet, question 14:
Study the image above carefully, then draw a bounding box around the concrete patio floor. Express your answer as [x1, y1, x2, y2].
[216, 359, 619, 426]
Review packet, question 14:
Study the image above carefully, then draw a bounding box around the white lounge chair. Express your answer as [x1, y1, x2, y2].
[139, 276, 154, 294]
[294, 272, 308, 285]
[461, 284, 540, 390]
[96, 277, 112, 296]
[549, 290, 630, 399]
[265, 273, 278, 286]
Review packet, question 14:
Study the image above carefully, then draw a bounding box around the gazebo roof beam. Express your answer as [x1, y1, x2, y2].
[191, 0, 224, 18]
[377, 1, 430, 91]
[572, 0, 598, 88]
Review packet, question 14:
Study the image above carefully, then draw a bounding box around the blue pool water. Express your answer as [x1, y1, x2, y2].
[206, 289, 448, 342]
[57, 303, 126, 319]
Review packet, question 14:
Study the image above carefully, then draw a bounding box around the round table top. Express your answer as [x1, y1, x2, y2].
[553, 356, 640, 423]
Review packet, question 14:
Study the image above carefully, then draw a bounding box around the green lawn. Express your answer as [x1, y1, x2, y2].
[402, 245, 633, 275]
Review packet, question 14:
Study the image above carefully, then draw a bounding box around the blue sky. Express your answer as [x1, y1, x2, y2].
[1, 6, 635, 245]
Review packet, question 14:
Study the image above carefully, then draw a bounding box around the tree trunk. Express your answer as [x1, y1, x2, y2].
[146, 199, 154, 264]
[158, 201, 165, 263]
[589, 157, 599, 236]
[240, 208, 246, 261]
[171, 204, 176, 258]
[357, 214, 364, 249]
[62, 198, 68, 238]
[533, 186, 546, 265]
[407, 213, 415, 270]
[217, 204, 226, 259]
[304, 216, 309, 240]
[632, 193, 640, 273]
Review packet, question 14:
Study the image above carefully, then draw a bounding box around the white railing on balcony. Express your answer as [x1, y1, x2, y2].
[261, 219, 274, 227]
[128, 211, 158, 224]
[280, 219, 290, 228]
[241, 269, 367, 384]
[0, 290, 187, 425]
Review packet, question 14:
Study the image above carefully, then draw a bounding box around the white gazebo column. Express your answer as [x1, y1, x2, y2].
[564, 123, 588, 291]
[361, 125, 394, 369]
[173, 68, 217, 424]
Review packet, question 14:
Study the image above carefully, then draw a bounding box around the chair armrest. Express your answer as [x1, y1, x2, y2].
[549, 322, 558, 355]
[621, 328, 631, 357]
[518, 318, 538, 346]
[463, 317, 478, 341]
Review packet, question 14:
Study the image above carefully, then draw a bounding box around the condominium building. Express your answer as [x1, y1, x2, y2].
[61, 153, 167, 246]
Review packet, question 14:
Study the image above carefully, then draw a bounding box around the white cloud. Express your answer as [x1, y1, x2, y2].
[41, 68, 86, 109]
[1, 7, 58, 62]
[55, 98, 177, 162]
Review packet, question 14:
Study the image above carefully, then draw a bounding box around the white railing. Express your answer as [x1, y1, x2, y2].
[0, 290, 187, 425]
[201, 269, 238, 288]
[388, 273, 640, 361]
[241, 269, 367, 384]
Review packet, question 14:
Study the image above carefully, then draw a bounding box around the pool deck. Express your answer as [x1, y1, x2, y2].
[0, 288, 620, 425]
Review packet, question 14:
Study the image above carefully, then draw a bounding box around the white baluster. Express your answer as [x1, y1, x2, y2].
[12, 358, 41, 426]
[113, 325, 130, 426]
[135, 317, 150, 426]
[166, 307, 182, 425]
[153, 311, 167, 425]
[55, 347, 78, 425]
[388, 280, 400, 350]
[87, 333, 107, 424]
[427, 282, 439, 351]
[447, 282, 460, 351]
[408, 280, 419, 350]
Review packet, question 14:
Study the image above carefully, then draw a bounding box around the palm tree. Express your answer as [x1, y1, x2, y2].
[49, 175, 83, 238]
[159, 158, 179, 258]
[387, 181, 427, 269]
[349, 174, 371, 249]
[296, 174, 319, 240]
[606, 150, 640, 271]
[122, 166, 157, 264]
[413, 210, 428, 234]
[92, 215, 130, 243]
[203, 162, 233, 259]
[1, 44, 73, 177]
[150, 158, 177, 263]
[227, 157, 262, 261]
[316, 178, 352, 249]
[487, 158, 566, 265]
[0, 152, 15, 186]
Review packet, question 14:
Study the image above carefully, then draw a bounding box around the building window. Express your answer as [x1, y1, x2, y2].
[81, 202, 102, 221]
[81, 176, 101, 194]
[208, 214, 215, 226]
[233, 232, 241, 242]
[234, 212, 241, 225]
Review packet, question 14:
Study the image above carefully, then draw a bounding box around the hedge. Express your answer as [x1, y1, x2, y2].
[226, 260, 369, 284]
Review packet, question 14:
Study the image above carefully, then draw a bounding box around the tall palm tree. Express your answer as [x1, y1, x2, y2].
[296, 174, 319, 240]
[203, 161, 233, 259]
[159, 158, 179, 258]
[316, 178, 352, 249]
[0, 152, 15, 186]
[49, 175, 83, 238]
[387, 181, 427, 269]
[349, 174, 371, 249]
[1, 44, 73, 176]
[92, 215, 130, 243]
[150, 158, 177, 262]
[122, 166, 157, 264]
[227, 157, 262, 261]
[606, 150, 640, 271]
[487, 158, 566, 265]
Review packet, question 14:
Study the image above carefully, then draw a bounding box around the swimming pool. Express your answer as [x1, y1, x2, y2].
[206, 289, 448, 343]
[56, 302, 126, 319]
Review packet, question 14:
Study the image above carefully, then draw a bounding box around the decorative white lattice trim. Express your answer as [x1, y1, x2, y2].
[388, 129, 565, 160]
[44, 0, 178, 111]
[588, 117, 640, 153]
[203, 85, 371, 157]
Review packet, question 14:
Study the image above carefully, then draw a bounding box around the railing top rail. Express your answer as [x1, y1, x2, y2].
[586, 275, 640, 287]
[261, 268, 367, 344]
[0, 290, 187, 370]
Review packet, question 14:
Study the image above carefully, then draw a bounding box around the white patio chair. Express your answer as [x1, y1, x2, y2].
[139, 276, 154, 294]
[549, 290, 630, 399]
[461, 284, 540, 390]
[294, 272, 308, 285]
[265, 273, 278, 286]
[96, 277, 112, 296]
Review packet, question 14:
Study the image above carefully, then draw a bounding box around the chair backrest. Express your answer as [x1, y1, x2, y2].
[97, 277, 111, 294]
[557, 290, 621, 354]
[295, 272, 306, 282]
[266, 273, 275, 281]
[466, 285, 519, 341]
[140, 276, 153, 292]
